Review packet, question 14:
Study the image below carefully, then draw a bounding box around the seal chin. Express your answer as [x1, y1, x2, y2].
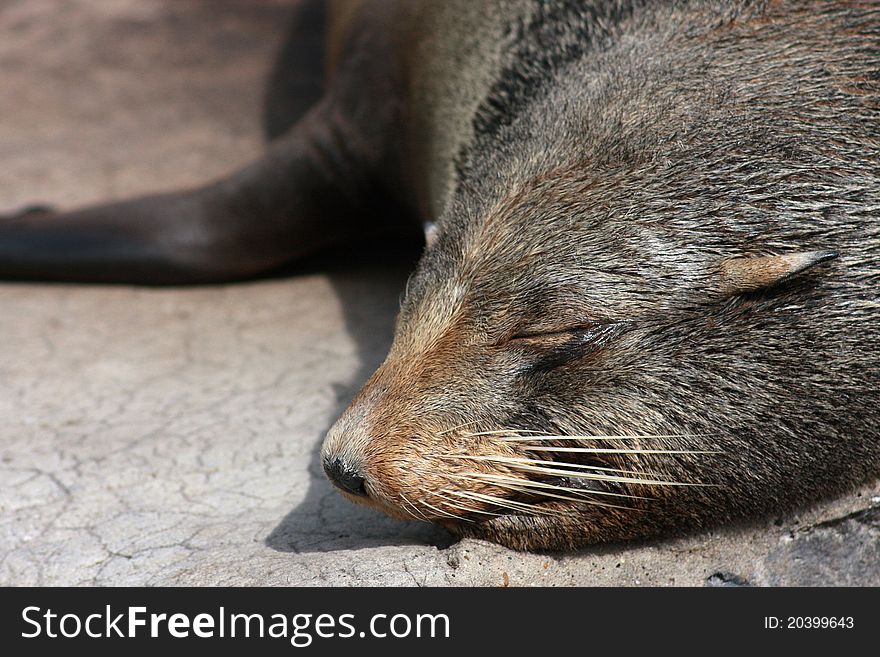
[446, 513, 559, 551]
[449, 509, 615, 552]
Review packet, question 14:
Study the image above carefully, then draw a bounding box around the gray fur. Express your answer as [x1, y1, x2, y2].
[323, 0, 880, 549]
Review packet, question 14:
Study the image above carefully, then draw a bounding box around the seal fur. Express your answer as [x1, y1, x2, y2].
[323, 0, 880, 549]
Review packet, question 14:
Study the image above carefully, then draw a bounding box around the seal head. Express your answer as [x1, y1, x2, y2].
[321, 1, 880, 550]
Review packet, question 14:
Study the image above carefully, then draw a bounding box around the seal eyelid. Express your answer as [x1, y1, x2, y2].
[510, 324, 596, 341]
[507, 322, 628, 374]
[508, 322, 625, 345]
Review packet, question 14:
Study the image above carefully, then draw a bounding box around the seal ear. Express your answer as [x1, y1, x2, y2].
[717, 250, 838, 297]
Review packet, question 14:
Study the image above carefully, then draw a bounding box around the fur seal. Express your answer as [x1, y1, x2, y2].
[1, 0, 878, 550]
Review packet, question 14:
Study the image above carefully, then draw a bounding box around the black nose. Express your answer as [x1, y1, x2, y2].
[323, 457, 368, 497]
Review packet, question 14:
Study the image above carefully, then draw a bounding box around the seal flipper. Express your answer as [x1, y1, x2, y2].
[0, 102, 397, 285]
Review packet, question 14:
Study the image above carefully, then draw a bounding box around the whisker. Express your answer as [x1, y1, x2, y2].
[461, 429, 545, 437]
[520, 446, 721, 455]
[445, 454, 665, 477]
[399, 492, 429, 521]
[497, 433, 714, 442]
[474, 456, 666, 477]
[444, 489, 571, 518]
[445, 455, 709, 486]
[418, 499, 474, 523]
[448, 472, 651, 500]
[439, 420, 483, 436]
[479, 479, 638, 511]
[430, 489, 505, 517]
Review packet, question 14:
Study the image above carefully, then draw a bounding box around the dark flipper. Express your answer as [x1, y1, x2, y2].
[264, 0, 328, 140]
[0, 101, 408, 285]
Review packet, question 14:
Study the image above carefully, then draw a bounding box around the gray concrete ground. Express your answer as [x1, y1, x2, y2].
[1, 0, 878, 586]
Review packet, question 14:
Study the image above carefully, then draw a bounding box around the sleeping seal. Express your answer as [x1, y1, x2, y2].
[1, 0, 878, 550]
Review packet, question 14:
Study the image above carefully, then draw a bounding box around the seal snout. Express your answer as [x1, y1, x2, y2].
[322, 456, 368, 498]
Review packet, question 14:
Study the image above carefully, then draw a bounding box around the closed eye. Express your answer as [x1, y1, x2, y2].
[507, 322, 628, 371]
[508, 322, 625, 346]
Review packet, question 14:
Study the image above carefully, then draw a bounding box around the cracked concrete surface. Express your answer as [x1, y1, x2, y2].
[1, 0, 878, 587]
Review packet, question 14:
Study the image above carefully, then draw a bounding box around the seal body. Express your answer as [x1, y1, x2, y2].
[2, 0, 879, 550]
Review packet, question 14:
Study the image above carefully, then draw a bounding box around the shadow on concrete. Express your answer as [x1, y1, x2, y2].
[1, 0, 450, 555]
[256, 3, 453, 554]
[263, 241, 455, 553]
